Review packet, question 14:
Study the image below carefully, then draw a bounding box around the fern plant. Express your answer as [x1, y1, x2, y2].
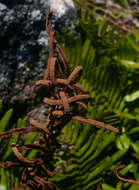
[52, 5, 139, 189]
[0, 100, 38, 189]
[0, 5, 138, 189]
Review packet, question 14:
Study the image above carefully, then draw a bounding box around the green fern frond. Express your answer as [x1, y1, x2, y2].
[53, 22, 139, 189]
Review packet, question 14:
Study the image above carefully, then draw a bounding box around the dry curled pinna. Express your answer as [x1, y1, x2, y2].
[0, 12, 119, 190]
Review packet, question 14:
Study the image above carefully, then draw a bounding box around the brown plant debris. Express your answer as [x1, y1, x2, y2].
[96, 179, 104, 190]
[84, 0, 139, 33]
[114, 164, 139, 186]
[0, 12, 119, 190]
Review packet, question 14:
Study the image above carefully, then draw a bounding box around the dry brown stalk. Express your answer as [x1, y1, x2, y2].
[0, 126, 43, 138]
[114, 165, 139, 186]
[59, 91, 70, 113]
[12, 145, 42, 165]
[30, 119, 50, 134]
[72, 116, 119, 133]
[96, 179, 104, 190]
[43, 94, 91, 106]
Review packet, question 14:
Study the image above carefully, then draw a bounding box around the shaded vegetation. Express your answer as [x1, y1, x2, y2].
[51, 1, 139, 189]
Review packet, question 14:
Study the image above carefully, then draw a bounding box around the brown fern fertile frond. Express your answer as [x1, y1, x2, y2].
[114, 165, 139, 186]
[0, 12, 119, 190]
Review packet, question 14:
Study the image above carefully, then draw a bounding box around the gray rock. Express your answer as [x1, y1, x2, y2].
[0, 0, 25, 8]
[50, 0, 75, 17]
[0, 3, 7, 11]
[0, 0, 76, 122]
[37, 31, 49, 46]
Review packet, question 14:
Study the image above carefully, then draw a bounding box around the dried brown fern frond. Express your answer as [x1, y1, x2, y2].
[0, 12, 119, 190]
[114, 164, 139, 186]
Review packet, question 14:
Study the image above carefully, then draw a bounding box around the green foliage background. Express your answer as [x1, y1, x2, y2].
[52, 1, 139, 189]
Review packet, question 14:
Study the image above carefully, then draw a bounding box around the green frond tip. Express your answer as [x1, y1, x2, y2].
[0, 109, 13, 133]
[102, 183, 116, 190]
[2, 118, 27, 161]
[125, 90, 139, 102]
[0, 168, 8, 190]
